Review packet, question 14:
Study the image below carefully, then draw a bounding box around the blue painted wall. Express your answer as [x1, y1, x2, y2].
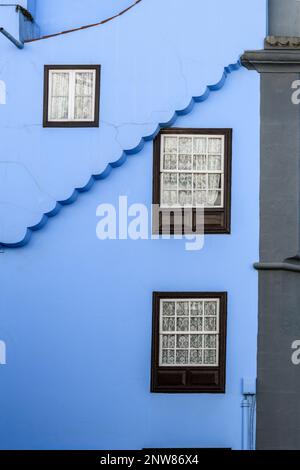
[0, 0, 265, 450]
[35, 0, 137, 36]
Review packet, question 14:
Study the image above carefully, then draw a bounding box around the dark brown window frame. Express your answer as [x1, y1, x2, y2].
[152, 128, 232, 234]
[151, 292, 227, 393]
[43, 65, 101, 128]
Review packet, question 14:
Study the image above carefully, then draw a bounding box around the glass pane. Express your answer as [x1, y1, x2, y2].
[190, 334, 203, 348]
[163, 154, 177, 170]
[179, 137, 192, 154]
[204, 301, 218, 316]
[50, 97, 69, 120]
[207, 190, 221, 207]
[176, 350, 189, 365]
[178, 191, 192, 206]
[51, 72, 69, 97]
[193, 155, 207, 171]
[204, 334, 217, 348]
[162, 173, 177, 190]
[193, 174, 207, 189]
[176, 335, 189, 349]
[204, 317, 217, 332]
[178, 174, 192, 189]
[178, 155, 192, 171]
[162, 349, 175, 365]
[190, 301, 203, 316]
[75, 96, 93, 120]
[162, 301, 175, 316]
[162, 190, 177, 206]
[176, 301, 189, 316]
[208, 155, 222, 171]
[162, 317, 175, 332]
[190, 317, 203, 332]
[164, 136, 177, 153]
[176, 317, 189, 331]
[208, 138, 222, 154]
[208, 174, 221, 189]
[204, 349, 217, 365]
[194, 137, 207, 154]
[162, 335, 175, 348]
[190, 349, 202, 365]
[75, 72, 94, 96]
[193, 191, 207, 206]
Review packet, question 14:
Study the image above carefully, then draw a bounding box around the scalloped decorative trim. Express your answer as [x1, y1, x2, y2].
[1, 60, 241, 248]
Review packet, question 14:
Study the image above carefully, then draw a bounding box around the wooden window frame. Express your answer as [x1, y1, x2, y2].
[43, 65, 101, 128]
[151, 292, 227, 393]
[152, 128, 232, 234]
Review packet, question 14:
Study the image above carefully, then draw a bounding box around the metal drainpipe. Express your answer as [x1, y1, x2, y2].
[241, 394, 256, 450]
[0, 27, 24, 49]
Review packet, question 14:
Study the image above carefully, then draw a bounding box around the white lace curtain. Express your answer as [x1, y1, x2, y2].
[161, 136, 223, 208]
[50, 71, 94, 121]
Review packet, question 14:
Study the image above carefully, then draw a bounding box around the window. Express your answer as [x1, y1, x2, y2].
[43, 65, 100, 127]
[152, 129, 232, 234]
[151, 292, 227, 393]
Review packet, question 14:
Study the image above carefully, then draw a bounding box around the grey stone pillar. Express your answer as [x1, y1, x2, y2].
[242, 0, 300, 450]
[269, 0, 300, 37]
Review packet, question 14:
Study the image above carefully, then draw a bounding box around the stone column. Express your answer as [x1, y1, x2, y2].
[242, 0, 300, 450]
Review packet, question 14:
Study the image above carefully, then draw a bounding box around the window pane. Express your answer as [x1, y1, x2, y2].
[176, 335, 189, 349]
[204, 334, 217, 348]
[162, 317, 175, 332]
[208, 174, 221, 189]
[162, 173, 177, 190]
[50, 72, 69, 120]
[190, 334, 203, 348]
[162, 349, 175, 365]
[75, 72, 94, 96]
[179, 137, 192, 154]
[194, 137, 207, 153]
[190, 317, 203, 331]
[178, 174, 192, 189]
[194, 174, 207, 189]
[51, 72, 69, 97]
[193, 191, 207, 206]
[204, 349, 217, 365]
[207, 190, 222, 207]
[176, 350, 189, 365]
[160, 134, 225, 210]
[163, 154, 177, 170]
[190, 349, 202, 365]
[162, 301, 175, 316]
[178, 155, 192, 171]
[208, 155, 222, 171]
[50, 97, 69, 120]
[177, 317, 189, 331]
[159, 298, 220, 367]
[176, 301, 189, 316]
[204, 317, 217, 332]
[193, 155, 207, 171]
[164, 136, 177, 153]
[75, 96, 93, 120]
[208, 137, 222, 154]
[162, 190, 177, 206]
[190, 301, 203, 316]
[74, 72, 95, 120]
[178, 191, 192, 206]
[204, 301, 218, 316]
[162, 335, 175, 348]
